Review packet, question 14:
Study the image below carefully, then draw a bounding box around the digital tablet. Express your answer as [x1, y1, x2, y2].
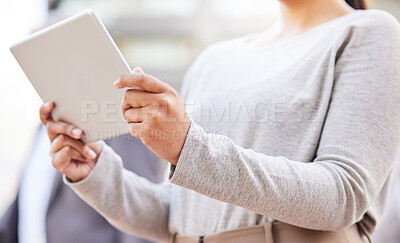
[11, 9, 131, 143]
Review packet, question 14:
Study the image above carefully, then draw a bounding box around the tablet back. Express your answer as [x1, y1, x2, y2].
[11, 9, 131, 143]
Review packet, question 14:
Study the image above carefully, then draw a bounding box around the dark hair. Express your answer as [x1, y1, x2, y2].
[345, 0, 367, 10]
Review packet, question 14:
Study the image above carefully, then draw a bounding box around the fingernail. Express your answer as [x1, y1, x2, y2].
[72, 128, 82, 137]
[85, 147, 97, 159]
[44, 102, 51, 109]
[113, 80, 119, 87]
[134, 67, 144, 73]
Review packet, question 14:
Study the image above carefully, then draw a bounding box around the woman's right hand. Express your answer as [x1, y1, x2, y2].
[40, 102, 103, 182]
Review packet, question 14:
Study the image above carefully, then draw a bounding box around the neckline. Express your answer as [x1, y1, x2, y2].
[240, 10, 362, 51]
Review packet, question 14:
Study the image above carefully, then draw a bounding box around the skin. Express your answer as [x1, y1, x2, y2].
[40, 67, 190, 182]
[41, 0, 354, 182]
[249, 0, 353, 46]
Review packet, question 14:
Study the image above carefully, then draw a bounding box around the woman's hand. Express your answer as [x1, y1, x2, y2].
[114, 67, 191, 165]
[40, 102, 103, 182]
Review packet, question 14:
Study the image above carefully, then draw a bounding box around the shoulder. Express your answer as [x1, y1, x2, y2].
[332, 10, 400, 55]
[354, 9, 398, 25]
[332, 11, 400, 89]
[344, 9, 399, 37]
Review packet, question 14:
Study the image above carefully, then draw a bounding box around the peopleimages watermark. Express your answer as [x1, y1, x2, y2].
[80, 99, 320, 124]
[81, 127, 230, 142]
[82, 100, 124, 123]
[78, 98, 319, 141]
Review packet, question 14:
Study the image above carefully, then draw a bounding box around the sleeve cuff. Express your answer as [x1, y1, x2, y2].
[169, 120, 206, 184]
[63, 140, 123, 188]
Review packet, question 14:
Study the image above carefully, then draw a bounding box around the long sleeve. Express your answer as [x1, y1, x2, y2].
[64, 142, 171, 242]
[170, 13, 400, 231]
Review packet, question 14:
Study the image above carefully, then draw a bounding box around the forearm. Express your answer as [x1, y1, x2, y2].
[170, 121, 396, 231]
[65, 142, 171, 242]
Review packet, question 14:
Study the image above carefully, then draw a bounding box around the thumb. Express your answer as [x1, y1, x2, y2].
[115, 69, 170, 93]
[132, 67, 144, 74]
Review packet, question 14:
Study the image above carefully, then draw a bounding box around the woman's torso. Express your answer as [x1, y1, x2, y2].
[168, 9, 394, 236]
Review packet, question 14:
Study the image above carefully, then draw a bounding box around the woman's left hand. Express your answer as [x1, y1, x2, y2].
[114, 67, 191, 165]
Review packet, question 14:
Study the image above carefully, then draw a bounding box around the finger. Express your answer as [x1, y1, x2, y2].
[114, 72, 170, 93]
[52, 146, 85, 174]
[39, 102, 55, 125]
[127, 122, 143, 138]
[52, 145, 73, 173]
[128, 122, 158, 144]
[46, 121, 83, 141]
[132, 67, 144, 74]
[51, 134, 97, 160]
[122, 89, 159, 111]
[68, 147, 88, 161]
[124, 106, 154, 123]
[119, 67, 146, 92]
[127, 123, 144, 140]
[115, 66, 145, 87]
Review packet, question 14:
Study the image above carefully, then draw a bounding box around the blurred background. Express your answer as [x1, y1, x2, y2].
[0, 0, 399, 242]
